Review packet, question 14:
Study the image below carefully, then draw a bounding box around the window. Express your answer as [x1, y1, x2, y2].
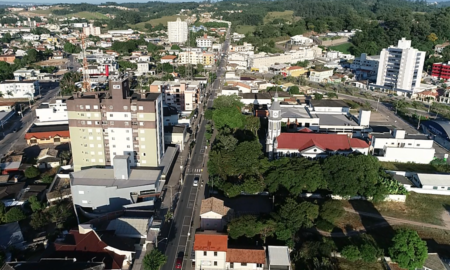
[80, 105, 84, 109]
[97, 137, 101, 140]
[139, 106, 144, 110]
[417, 144, 420, 146]
[257, 264, 262, 268]
[141, 138, 145, 141]
[82, 200, 88, 204]
[230, 263, 234, 269]
[433, 186, 438, 190]
[94, 105, 98, 109]
[109, 105, 113, 109]
[124, 106, 128, 110]
[140, 130, 145, 134]
[139, 114, 144, 118]
[127, 145, 130, 148]
[142, 160, 147, 164]
[110, 114, 113, 117]
[214, 252, 217, 256]
[241, 263, 247, 266]
[143, 153, 146, 156]
[113, 145, 116, 148]
[89, 136, 93, 140]
[86, 105, 91, 109]
[141, 145, 146, 149]
[91, 158, 96, 162]
[203, 252, 207, 256]
[78, 191, 85, 194]
[140, 122, 144, 126]
[126, 137, 130, 141]
[99, 159, 104, 162]
[97, 144, 102, 148]
[112, 137, 115, 140]
[90, 144, 94, 147]
[125, 122, 129, 126]
[124, 114, 128, 117]
[214, 262, 217, 266]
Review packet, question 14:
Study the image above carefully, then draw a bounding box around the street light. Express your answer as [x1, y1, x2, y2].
[155, 237, 168, 248]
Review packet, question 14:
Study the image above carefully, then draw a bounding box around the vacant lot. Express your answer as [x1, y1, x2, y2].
[130, 15, 188, 31]
[264, 10, 294, 23]
[36, 59, 68, 67]
[234, 25, 256, 34]
[336, 258, 385, 270]
[65, 11, 108, 20]
[380, 161, 437, 173]
[345, 192, 450, 226]
[328, 43, 353, 54]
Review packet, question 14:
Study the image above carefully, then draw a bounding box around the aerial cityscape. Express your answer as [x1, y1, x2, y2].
[2, 0, 450, 269]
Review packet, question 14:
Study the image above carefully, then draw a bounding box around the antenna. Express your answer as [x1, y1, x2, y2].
[81, 34, 91, 92]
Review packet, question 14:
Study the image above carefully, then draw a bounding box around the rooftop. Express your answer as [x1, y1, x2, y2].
[2, 260, 105, 270]
[316, 113, 358, 126]
[200, 197, 231, 216]
[226, 248, 265, 264]
[268, 246, 291, 266]
[106, 217, 150, 238]
[164, 125, 186, 134]
[194, 231, 228, 252]
[277, 133, 369, 151]
[28, 124, 69, 133]
[310, 99, 349, 108]
[416, 173, 450, 187]
[279, 106, 314, 119]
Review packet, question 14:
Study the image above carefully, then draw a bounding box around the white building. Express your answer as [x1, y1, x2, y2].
[137, 62, 150, 74]
[22, 34, 40, 41]
[413, 174, 450, 193]
[83, 24, 101, 36]
[196, 35, 214, 48]
[268, 246, 291, 270]
[168, 18, 188, 43]
[375, 38, 426, 96]
[107, 29, 134, 36]
[0, 81, 38, 99]
[199, 197, 232, 231]
[309, 69, 334, 83]
[350, 53, 380, 79]
[371, 129, 435, 164]
[290, 35, 313, 45]
[35, 99, 68, 125]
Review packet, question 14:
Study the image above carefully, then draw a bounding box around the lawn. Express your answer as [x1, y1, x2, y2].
[328, 42, 353, 54]
[64, 11, 108, 20]
[264, 10, 294, 23]
[380, 161, 437, 173]
[344, 192, 450, 225]
[234, 25, 256, 35]
[130, 15, 188, 31]
[336, 258, 385, 270]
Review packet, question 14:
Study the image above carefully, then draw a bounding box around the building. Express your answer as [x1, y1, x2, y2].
[0, 80, 38, 99]
[0, 55, 16, 64]
[226, 248, 265, 270]
[137, 62, 150, 74]
[268, 246, 291, 270]
[290, 35, 313, 45]
[168, 18, 188, 43]
[164, 125, 187, 150]
[35, 99, 68, 125]
[199, 197, 233, 231]
[431, 61, 450, 80]
[375, 38, 426, 95]
[67, 77, 164, 171]
[371, 129, 435, 164]
[413, 174, 450, 193]
[150, 80, 201, 112]
[350, 53, 379, 80]
[0, 222, 24, 250]
[309, 69, 334, 83]
[71, 155, 162, 212]
[107, 29, 134, 36]
[178, 51, 215, 66]
[421, 120, 450, 150]
[25, 125, 70, 146]
[2, 260, 105, 270]
[196, 34, 214, 48]
[281, 66, 307, 77]
[160, 55, 177, 64]
[83, 24, 101, 36]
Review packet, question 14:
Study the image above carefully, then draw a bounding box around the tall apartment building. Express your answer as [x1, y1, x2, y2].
[67, 78, 164, 171]
[196, 34, 214, 48]
[83, 24, 101, 36]
[168, 18, 188, 43]
[0, 80, 38, 99]
[431, 61, 450, 80]
[150, 80, 201, 112]
[375, 38, 425, 95]
[178, 51, 215, 66]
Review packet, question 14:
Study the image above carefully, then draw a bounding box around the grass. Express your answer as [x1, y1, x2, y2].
[380, 161, 437, 173]
[264, 10, 294, 23]
[344, 192, 450, 226]
[234, 25, 256, 34]
[336, 258, 385, 270]
[130, 15, 188, 31]
[328, 42, 353, 54]
[65, 11, 108, 20]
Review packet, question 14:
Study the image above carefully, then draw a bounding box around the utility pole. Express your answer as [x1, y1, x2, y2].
[417, 114, 422, 130]
[376, 97, 380, 111]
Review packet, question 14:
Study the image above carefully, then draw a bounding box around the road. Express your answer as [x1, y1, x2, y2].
[160, 28, 231, 270]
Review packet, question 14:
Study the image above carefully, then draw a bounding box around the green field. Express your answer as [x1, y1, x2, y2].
[234, 25, 256, 34]
[65, 11, 108, 20]
[328, 42, 353, 54]
[264, 10, 294, 23]
[130, 15, 188, 31]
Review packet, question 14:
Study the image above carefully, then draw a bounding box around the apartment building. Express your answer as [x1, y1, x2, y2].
[350, 53, 380, 79]
[178, 51, 215, 66]
[196, 35, 214, 48]
[432, 61, 450, 80]
[35, 99, 68, 125]
[168, 18, 188, 43]
[375, 38, 426, 95]
[308, 69, 334, 82]
[67, 77, 164, 171]
[0, 80, 38, 99]
[150, 80, 201, 112]
[83, 24, 101, 36]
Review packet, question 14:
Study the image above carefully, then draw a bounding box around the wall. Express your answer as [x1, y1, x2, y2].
[377, 147, 435, 164]
[226, 262, 263, 270]
[299, 193, 406, 202]
[195, 250, 227, 270]
[372, 137, 434, 149]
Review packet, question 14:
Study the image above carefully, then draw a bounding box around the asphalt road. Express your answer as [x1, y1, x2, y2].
[161, 29, 230, 270]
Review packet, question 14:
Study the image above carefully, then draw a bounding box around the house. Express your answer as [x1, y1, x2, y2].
[0, 55, 16, 64]
[25, 125, 70, 146]
[0, 155, 23, 175]
[415, 253, 447, 270]
[268, 246, 291, 270]
[370, 129, 435, 164]
[412, 174, 450, 193]
[281, 66, 307, 77]
[160, 55, 177, 64]
[0, 101, 16, 112]
[194, 231, 228, 270]
[199, 197, 233, 231]
[226, 248, 265, 270]
[240, 93, 272, 106]
[36, 148, 60, 169]
[0, 182, 26, 206]
[0, 221, 25, 250]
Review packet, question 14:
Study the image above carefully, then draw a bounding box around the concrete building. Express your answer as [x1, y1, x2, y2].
[178, 51, 215, 66]
[70, 155, 162, 212]
[375, 38, 426, 95]
[150, 80, 201, 112]
[0, 81, 38, 99]
[309, 69, 334, 83]
[25, 125, 70, 146]
[199, 197, 233, 231]
[83, 24, 101, 36]
[196, 35, 214, 48]
[164, 125, 187, 150]
[137, 62, 150, 75]
[107, 29, 134, 36]
[290, 35, 313, 45]
[35, 99, 68, 125]
[350, 53, 379, 80]
[168, 18, 188, 43]
[67, 77, 164, 171]
[268, 246, 291, 270]
[371, 129, 435, 164]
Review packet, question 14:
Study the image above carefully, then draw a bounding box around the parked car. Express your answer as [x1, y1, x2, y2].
[176, 258, 183, 269]
[193, 176, 199, 187]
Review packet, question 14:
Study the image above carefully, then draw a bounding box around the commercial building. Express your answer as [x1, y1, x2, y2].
[290, 35, 313, 45]
[168, 18, 188, 43]
[178, 51, 215, 66]
[350, 53, 380, 80]
[83, 24, 101, 36]
[308, 69, 334, 83]
[421, 120, 450, 150]
[35, 99, 68, 125]
[70, 155, 162, 212]
[431, 61, 450, 80]
[196, 35, 214, 48]
[25, 125, 70, 146]
[107, 29, 134, 36]
[0, 80, 38, 99]
[375, 38, 426, 95]
[150, 80, 201, 112]
[67, 77, 164, 171]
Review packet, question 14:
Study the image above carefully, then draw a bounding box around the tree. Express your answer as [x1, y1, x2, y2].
[28, 195, 45, 212]
[48, 203, 72, 227]
[59, 150, 72, 162]
[360, 243, 381, 263]
[327, 92, 338, 99]
[313, 93, 323, 100]
[143, 249, 167, 270]
[25, 166, 40, 179]
[228, 215, 261, 239]
[244, 115, 260, 135]
[63, 42, 81, 54]
[341, 245, 360, 262]
[0, 201, 5, 223]
[60, 71, 82, 95]
[389, 229, 428, 270]
[204, 109, 213, 120]
[5, 207, 26, 223]
[30, 211, 50, 229]
[212, 95, 245, 130]
[427, 33, 438, 44]
[289, 86, 300, 94]
[319, 200, 344, 224]
[41, 175, 53, 184]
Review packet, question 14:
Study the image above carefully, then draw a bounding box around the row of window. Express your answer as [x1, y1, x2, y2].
[78, 105, 146, 111]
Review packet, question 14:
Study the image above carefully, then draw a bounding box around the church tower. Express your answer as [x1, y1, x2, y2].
[266, 91, 282, 160]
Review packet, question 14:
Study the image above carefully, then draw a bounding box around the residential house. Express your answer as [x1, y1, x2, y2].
[281, 66, 307, 77]
[194, 231, 228, 270]
[225, 248, 265, 270]
[25, 125, 70, 146]
[160, 55, 177, 64]
[2, 260, 105, 270]
[199, 197, 233, 231]
[0, 222, 25, 250]
[0, 182, 26, 207]
[36, 148, 60, 169]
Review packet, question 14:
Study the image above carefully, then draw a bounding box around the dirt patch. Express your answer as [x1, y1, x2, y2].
[35, 59, 68, 67]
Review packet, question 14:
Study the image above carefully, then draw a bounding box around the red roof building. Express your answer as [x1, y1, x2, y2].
[25, 125, 70, 146]
[432, 62, 450, 80]
[194, 231, 228, 252]
[275, 133, 369, 158]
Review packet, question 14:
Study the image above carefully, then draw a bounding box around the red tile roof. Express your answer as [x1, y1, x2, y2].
[53, 230, 125, 269]
[161, 55, 177, 60]
[226, 248, 266, 264]
[287, 66, 303, 70]
[276, 133, 369, 151]
[25, 130, 70, 140]
[194, 232, 228, 252]
[298, 127, 313, 133]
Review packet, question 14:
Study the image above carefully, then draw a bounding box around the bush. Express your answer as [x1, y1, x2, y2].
[5, 207, 26, 223]
[360, 244, 380, 263]
[316, 219, 334, 232]
[41, 175, 53, 184]
[341, 245, 360, 262]
[24, 166, 40, 179]
[320, 200, 344, 224]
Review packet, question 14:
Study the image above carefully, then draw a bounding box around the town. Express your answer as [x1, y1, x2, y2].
[1, 1, 450, 270]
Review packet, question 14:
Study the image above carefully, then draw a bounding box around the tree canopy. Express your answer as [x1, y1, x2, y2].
[389, 229, 428, 270]
[143, 249, 167, 270]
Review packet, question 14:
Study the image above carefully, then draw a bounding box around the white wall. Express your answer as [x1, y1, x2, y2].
[107, 128, 134, 165]
[377, 147, 435, 164]
[372, 138, 434, 149]
[226, 262, 263, 270]
[195, 251, 227, 270]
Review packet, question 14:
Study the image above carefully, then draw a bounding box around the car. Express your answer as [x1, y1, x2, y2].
[175, 258, 183, 269]
[193, 176, 199, 187]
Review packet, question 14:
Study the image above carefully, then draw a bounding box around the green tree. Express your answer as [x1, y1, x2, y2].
[48, 203, 72, 228]
[313, 93, 323, 100]
[244, 115, 260, 135]
[60, 71, 82, 95]
[212, 95, 245, 130]
[228, 215, 261, 239]
[30, 211, 50, 230]
[25, 166, 40, 179]
[389, 229, 428, 270]
[204, 109, 213, 120]
[170, 44, 181, 51]
[5, 207, 26, 223]
[28, 195, 45, 212]
[289, 86, 300, 94]
[63, 42, 81, 54]
[341, 245, 360, 262]
[0, 201, 5, 223]
[360, 243, 381, 263]
[319, 200, 344, 224]
[143, 249, 167, 270]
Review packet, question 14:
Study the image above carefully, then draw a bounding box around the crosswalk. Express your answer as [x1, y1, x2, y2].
[186, 168, 203, 173]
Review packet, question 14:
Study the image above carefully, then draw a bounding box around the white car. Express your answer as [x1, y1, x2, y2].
[193, 177, 199, 187]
